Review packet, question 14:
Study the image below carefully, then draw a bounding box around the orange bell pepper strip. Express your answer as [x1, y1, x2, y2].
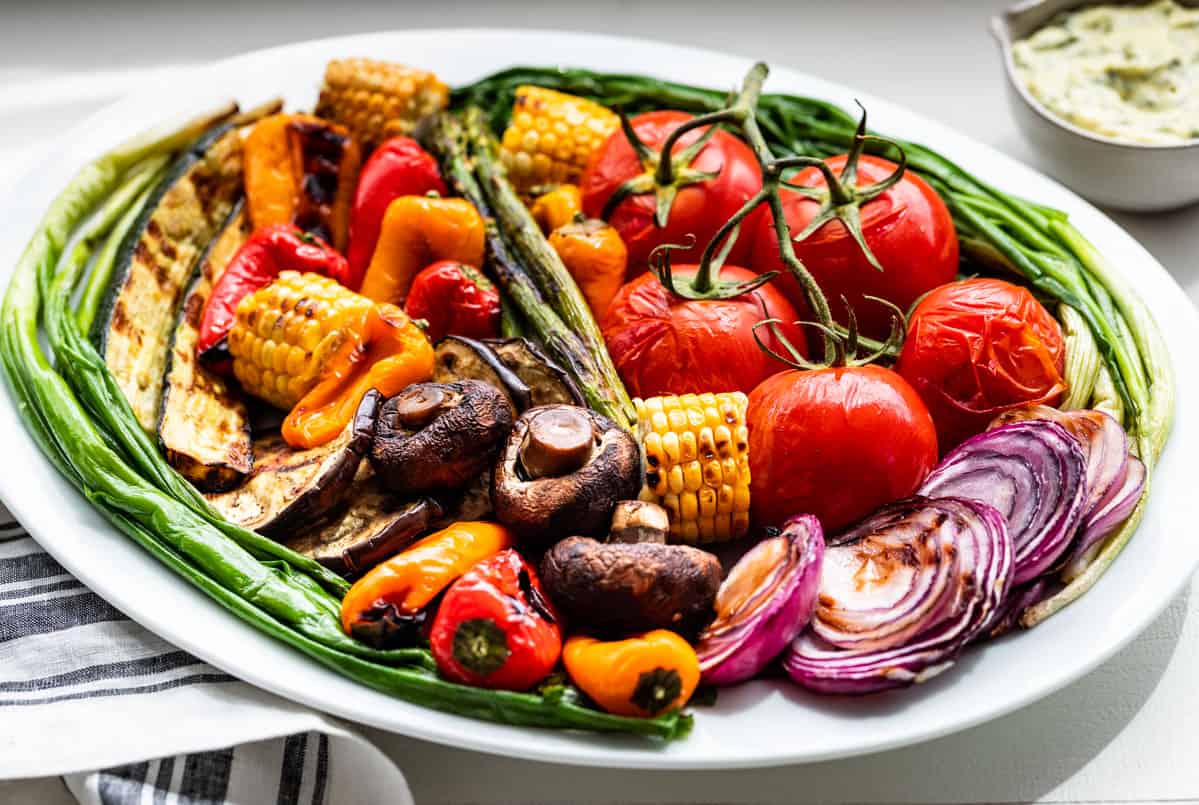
[357, 196, 485, 306]
[244, 114, 298, 230]
[282, 302, 434, 449]
[243, 113, 361, 251]
[341, 521, 514, 643]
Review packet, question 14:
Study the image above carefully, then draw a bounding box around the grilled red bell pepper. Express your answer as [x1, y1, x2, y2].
[197, 223, 350, 373]
[429, 549, 561, 691]
[345, 137, 446, 290]
[404, 260, 502, 343]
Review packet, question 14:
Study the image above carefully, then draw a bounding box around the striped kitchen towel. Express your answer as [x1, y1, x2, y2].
[0, 505, 413, 805]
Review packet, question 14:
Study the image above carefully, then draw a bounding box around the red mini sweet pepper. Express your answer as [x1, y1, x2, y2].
[196, 223, 350, 373]
[429, 549, 562, 691]
[404, 260, 502, 343]
[345, 137, 447, 290]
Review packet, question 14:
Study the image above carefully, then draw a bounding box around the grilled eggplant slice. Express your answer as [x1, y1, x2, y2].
[288, 478, 446, 578]
[94, 123, 245, 432]
[158, 205, 253, 492]
[432, 336, 531, 412]
[205, 392, 380, 537]
[487, 338, 585, 407]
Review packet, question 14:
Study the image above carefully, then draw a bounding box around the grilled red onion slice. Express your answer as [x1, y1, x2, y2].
[813, 505, 958, 651]
[990, 406, 1130, 522]
[696, 514, 824, 686]
[919, 421, 1085, 585]
[1062, 455, 1146, 580]
[979, 576, 1060, 640]
[786, 497, 1012, 694]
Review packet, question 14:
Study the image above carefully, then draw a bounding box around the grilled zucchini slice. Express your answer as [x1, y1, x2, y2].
[93, 123, 244, 432]
[158, 204, 253, 492]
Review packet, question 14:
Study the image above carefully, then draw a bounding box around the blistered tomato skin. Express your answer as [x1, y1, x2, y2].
[896, 278, 1067, 451]
[747, 366, 939, 533]
[750, 155, 958, 340]
[601, 265, 805, 399]
[581, 111, 762, 273]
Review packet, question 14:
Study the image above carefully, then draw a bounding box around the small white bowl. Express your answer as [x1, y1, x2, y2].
[992, 0, 1199, 212]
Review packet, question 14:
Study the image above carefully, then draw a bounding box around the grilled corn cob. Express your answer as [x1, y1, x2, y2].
[315, 58, 449, 150]
[227, 271, 374, 411]
[500, 86, 619, 193]
[634, 393, 751, 544]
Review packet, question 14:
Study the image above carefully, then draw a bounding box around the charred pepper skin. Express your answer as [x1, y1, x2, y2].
[404, 260, 502, 343]
[340, 521, 513, 648]
[430, 549, 562, 691]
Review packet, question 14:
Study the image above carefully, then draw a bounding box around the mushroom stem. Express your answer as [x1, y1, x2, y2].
[519, 408, 595, 479]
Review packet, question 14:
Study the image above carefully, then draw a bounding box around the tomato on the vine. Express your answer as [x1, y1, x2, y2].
[602, 264, 805, 399]
[748, 365, 938, 533]
[896, 278, 1067, 451]
[751, 155, 958, 339]
[581, 111, 762, 274]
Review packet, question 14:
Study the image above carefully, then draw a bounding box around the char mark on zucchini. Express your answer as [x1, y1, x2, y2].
[205, 391, 380, 538]
[93, 122, 245, 433]
[158, 204, 253, 492]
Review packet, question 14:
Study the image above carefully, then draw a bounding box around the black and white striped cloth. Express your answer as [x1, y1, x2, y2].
[0, 504, 413, 805]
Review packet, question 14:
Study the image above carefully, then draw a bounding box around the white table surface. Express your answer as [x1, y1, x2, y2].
[2, 2, 1197, 803]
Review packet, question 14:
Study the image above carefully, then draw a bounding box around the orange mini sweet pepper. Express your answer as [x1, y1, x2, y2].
[341, 521, 514, 648]
[358, 196, 485, 307]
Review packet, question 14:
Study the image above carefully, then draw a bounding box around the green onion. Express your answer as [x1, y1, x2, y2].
[0, 108, 691, 741]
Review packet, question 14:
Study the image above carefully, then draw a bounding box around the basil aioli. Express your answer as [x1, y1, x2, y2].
[1012, 0, 1199, 144]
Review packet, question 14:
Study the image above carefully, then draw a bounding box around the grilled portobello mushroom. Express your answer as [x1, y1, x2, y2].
[157, 204, 252, 492]
[93, 121, 246, 432]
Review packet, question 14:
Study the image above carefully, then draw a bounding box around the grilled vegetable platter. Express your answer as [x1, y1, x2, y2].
[0, 49, 1175, 747]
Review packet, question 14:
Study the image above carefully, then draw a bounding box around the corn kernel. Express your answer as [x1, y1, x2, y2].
[633, 392, 750, 544]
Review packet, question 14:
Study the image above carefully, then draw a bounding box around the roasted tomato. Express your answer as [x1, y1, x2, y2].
[751, 154, 958, 339]
[601, 265, 805, 398]
[748, 365, 938, 533]
[581, 111, 761, 273]
[896, 278, 1067, 451]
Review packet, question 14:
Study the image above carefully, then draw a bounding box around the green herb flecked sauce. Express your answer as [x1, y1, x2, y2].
[1013, 0, 1199, 144]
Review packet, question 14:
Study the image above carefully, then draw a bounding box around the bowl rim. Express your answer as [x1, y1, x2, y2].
[990, 0, 1199, 152]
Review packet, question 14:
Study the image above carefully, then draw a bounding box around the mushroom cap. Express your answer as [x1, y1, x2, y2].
[540, 536, 722, 637]
[491, 405, 641, 546]
[370, 380, 514, 495]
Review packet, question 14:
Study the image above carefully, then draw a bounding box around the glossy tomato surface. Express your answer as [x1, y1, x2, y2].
[601, 265, 805, 399]
[748, 365, 938, 533]
[751, 155, 958, 339]
[896, 278, 1066, 451]
[581, 111, 761, 273]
